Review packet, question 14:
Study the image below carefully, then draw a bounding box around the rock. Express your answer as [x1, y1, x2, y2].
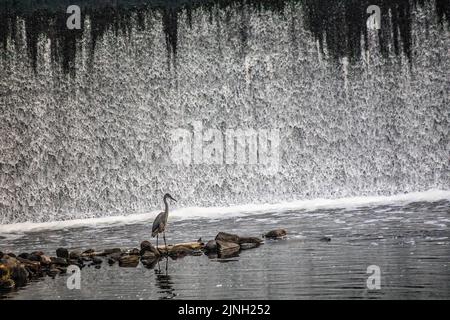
[18, 253, 30, 260]
[101, 248, 122, 256]
[11, 264, 29, 287]
[110, 252, 122, 261]
[0, 264, 12, 288]
[83, 249, 95, 254]
[215, 232, 240, 244]
[128, 248, 140, 256]
[240, 243, 260, 250]
[69, 250, 82, 259]
[141, 258, 158, 269]
[204, 240, 218, 253]
[16, 257, 41, 273]
[28, 254, 41, 262]
[56, 248, 69, 259]
[94, 265, 101, 269]
[141, 251, 157, 260]
[140, 241, 160, 256]
[68, 259, 83, 268]
[156, 242, 205, 255]
[91, 257, 102, 265]
[50, 257, 68, 266]
[0, 278, 14, 289]
[6, 253, 16, 258]
[118, 255, 139, 268]
[31, 251, 45, 257]
[140, 240, 152, 250]
[1, 256, 29, 286]
[0, 251, 3, 259]
[57, 267, 67, 274]
[320, 236, 331, 242]
[215, 232, 262, 246]
[168, 246, 194, 257]
[107, 258, 116, 265]
[264, 229, 287, 239]
[40, 255, 52, 265]
[216, 240, 240, 256]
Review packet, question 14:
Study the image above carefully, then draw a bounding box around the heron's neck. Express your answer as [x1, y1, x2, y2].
[163, 197, 169, 215]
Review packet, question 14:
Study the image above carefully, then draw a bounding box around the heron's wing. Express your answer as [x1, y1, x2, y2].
[152, 212, 165, 233]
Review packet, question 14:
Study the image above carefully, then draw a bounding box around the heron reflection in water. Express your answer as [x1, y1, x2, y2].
[155, 257, 176, 299]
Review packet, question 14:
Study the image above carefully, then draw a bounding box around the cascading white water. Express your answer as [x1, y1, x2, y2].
[0, 2, 448, 223]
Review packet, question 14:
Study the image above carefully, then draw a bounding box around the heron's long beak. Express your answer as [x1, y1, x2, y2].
[171, 197, 177, 202]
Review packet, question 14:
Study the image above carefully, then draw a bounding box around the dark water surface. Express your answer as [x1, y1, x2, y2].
[1, 199, 449, 299]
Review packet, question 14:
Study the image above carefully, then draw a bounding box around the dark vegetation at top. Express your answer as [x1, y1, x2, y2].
[0, 0, 448, 75]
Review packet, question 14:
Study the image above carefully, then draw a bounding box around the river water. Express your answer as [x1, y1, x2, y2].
[1, 192, 449, 299]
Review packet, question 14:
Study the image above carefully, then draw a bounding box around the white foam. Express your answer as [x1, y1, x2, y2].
[0, 189, 449, 236]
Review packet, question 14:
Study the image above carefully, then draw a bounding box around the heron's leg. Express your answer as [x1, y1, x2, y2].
[156, 234, 159, 249]
[163, 231, 167, 253]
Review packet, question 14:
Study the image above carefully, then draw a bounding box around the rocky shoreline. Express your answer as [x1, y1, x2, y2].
[0, 229, 287, 291]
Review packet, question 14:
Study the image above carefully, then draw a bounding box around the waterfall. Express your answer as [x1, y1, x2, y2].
[0, 0, 448, 223]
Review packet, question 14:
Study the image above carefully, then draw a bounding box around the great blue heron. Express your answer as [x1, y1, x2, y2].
[152, 193, 177, 252]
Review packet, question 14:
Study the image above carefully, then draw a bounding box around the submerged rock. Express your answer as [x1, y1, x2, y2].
[239, 236, 263, 245]
[91, 257, 103, 265]
[264, 229, 287, 239]
[320, 236, 331, 242]
[240, 243, 260, 250]
[56, 248, 69, 259]
[47, 268, 60, 278]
